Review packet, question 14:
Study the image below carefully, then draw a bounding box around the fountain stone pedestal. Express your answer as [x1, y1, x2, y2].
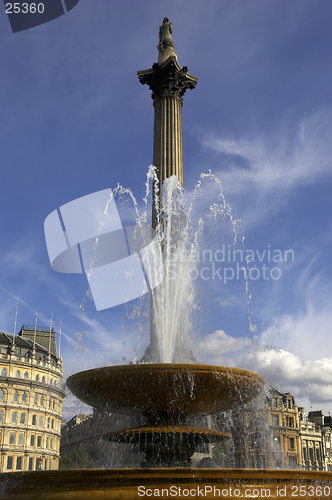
[1, 363, 332, 499]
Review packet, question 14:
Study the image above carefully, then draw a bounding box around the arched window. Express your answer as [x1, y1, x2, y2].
[13, 391, 19, 402]
[15, 370, 21, 378]
[22, 393, 27, 403]
[0, 389, 5, 401]
[40, 396, 45, 406]
[11, 411, 17, 424]
[32, 415, 37, 426]
[20, 413, 26, 424]
[1, 368, 6, 377]
[34, 394, 38, 405]
[38, 415, 43, 427]
[42, 376, 46, 383]
[35, 374, 39, 382]
[24, 371, 29, 379]
[50, 378, 53, 385]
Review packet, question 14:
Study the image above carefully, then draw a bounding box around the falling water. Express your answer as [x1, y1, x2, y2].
[147, 169, 243, 364]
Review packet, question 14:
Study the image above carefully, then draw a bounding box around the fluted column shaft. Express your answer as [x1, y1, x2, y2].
[153, 94, 184, 188]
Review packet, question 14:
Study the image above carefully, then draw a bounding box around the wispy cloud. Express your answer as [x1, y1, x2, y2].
[203, 110, 332, 227]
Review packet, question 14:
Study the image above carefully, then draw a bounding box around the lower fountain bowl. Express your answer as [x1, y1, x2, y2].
[1, 468, 332, 499]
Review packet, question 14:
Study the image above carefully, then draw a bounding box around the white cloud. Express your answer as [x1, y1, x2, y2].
[203, 110, 332, 227]
[241, 347, 332, 407]
[197, 329, 332, 412]
[197, 329, 252, 359]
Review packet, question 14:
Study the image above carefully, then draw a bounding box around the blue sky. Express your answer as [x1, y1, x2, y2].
[0, 0, 331, 419]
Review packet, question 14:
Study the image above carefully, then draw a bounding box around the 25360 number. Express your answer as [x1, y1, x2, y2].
[5, 3, 45, 14]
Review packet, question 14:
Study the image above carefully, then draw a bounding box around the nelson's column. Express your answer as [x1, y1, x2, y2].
[138, 18, 197, 362]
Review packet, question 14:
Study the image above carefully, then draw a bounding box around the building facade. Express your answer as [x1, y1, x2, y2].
[218, 387, 331, 471]
[0, 326, 65, 472]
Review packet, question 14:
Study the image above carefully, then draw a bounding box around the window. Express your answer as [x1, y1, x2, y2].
[50, 438, 53, 450]
[273, 436, 281, 449]
[272, 415, 279, 426]
[18, 433, 24, 446]
[16, 456, 22, 470]
[13, 391, 19, 402]
[53, 400, 55, 409]
[15, 370, 21, 378]
[22, 393, 27, 403]
[34, 394, 38, 405]
[20, 412, 26, 424]
[46, 437, 49, 449]
[47, 417, 50, 428]
[287, 417, 294, 428]
[9, 432, 15, 445]
[40, 396, 45, 406]
[28, 457, 34, 471]
[272, 397, 278, 407]
[289, 437, 295, 450]
[309, 448, 314, 462]
[24, 371, 29, 379]
[317, 448, 321, 462]
[35, 374, 39, 382]
[1, 368, 6, 376]
[38, 415, 43, 427]
[303, 446, 307, 461]
[0, 389, 4, 401]
[11, 411, 17, 424]
[7, 456, 13, 470]
[37, 435, 42, 447]
[0, 410, 3, 423]
[32, 414, 37, 425]
[50, 379, 53, 385]
[42, 376, 46, 383]
[287, 399, 291, 409]
[30, 435, 35, 446]
[51, 419, 54, 429]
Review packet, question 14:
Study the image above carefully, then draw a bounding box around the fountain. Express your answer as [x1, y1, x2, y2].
[1, 18, 332, 500]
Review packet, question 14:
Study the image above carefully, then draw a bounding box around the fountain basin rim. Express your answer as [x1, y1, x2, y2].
[1, 468, 332, 500]
[104, 424, 230, 443]
[66, 363, 266, 417]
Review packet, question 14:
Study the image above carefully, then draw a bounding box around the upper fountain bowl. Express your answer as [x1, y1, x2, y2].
[66, 363, 265, 419]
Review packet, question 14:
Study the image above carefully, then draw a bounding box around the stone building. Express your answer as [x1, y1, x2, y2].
[60, 409, 142, 468]
[218, 387, 329, 470]
[268, 388, 301, 469]
[0, 326, 65, 472]
[299, 409, 332, 471]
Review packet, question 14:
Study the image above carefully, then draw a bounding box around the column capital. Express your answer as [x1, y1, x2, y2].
[138, 58, 197, 101]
